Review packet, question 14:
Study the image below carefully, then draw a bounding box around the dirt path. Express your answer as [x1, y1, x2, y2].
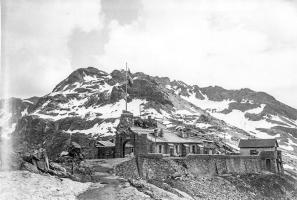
[77, 174, 124, 200]
[77, 158, 139, 200]
[77, 183, 118, 200]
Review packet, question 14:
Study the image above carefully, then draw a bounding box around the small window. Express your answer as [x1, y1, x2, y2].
[250, 149, 258, 155]
[159, 145, 162, 153]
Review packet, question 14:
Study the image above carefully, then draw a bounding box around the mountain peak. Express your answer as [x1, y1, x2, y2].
[52, 67, 110, 92]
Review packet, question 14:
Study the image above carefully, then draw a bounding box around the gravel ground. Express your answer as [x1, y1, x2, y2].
[0, 171, 91, 200]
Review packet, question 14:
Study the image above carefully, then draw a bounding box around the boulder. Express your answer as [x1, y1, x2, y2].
[36, 160, 48, 172]
[49, 162, 67, 173]
[20, 162, 40, 174]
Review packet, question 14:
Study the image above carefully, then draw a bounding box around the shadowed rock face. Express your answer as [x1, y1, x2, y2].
[1, 66, 296, 161]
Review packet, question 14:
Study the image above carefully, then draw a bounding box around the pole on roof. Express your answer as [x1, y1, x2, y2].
[125, 62, 128, 111]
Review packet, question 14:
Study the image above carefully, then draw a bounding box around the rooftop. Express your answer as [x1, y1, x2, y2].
[131, 126, 203, 144]
[96, 140, 115, 147]
[238, 139, 278, 148]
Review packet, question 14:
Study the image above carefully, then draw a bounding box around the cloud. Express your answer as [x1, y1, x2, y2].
[67, 27, 109, 68]
[3, 0, 102, 97]
[97, 0, 297, 107]
[101, 0, 142, 25]
[2, 0, 297, 108]
[66, 0, 142, 69]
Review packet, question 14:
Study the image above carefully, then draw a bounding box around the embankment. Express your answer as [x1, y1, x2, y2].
[115, 154, 263, 180]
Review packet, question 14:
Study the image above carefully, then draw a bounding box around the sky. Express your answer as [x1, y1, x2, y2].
[1, 0, 297, 108]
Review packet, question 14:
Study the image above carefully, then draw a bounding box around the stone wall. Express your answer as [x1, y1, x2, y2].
[138, 154, 180, 180]
[135, 154, 261, 180]
[185, 154, 262, 176]
[117, 154, 265, 180]
[114, 157, 139, 179]
[115, 153, 282, 181]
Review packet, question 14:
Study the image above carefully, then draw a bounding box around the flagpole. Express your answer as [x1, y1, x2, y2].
[125, 62, 128, 111]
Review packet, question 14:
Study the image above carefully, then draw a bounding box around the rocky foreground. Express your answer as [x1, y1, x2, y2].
[0, 171, 91, 200]
[1, 167, 297, 200]
[2, 142, 296, 200]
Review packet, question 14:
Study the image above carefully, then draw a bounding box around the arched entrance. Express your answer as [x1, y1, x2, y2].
[122, 140, 134, 157]
[115, 111, 135, 158]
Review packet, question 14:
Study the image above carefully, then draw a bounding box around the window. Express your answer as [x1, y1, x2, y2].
[192, 145, 195, 153]
[159, 145, 162, 153]
[175, 145, 179, 154]
[250, 149, 258, 155]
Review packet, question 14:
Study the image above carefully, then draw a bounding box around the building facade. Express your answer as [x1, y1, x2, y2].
[238, 139, 283, 173]
[115, 111, 216, 158]
[239, 139, 278, 155]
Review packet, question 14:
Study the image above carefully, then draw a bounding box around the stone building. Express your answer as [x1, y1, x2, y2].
[239, 139, 283, 173]
[115, 111, 216, 158]
[130, 126, 216, 156]
[239, 139, 278, 155]
[96, 140, 115, 159]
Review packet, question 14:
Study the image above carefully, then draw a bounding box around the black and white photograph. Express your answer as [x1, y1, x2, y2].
[1, 0, 297, 199]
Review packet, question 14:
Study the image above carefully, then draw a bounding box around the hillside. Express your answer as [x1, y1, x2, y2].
[1, 66, 297, 170]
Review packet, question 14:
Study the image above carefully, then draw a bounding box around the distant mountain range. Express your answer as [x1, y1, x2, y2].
[1, 66, 297, 168]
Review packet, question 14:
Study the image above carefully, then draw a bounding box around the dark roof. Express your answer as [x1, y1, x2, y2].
[238, 139, 278, 148]
[96, 141, 115, 147]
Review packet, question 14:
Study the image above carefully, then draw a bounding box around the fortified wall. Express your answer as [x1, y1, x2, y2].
[115, 152, 283, 180]
[114, 112, 283, 179]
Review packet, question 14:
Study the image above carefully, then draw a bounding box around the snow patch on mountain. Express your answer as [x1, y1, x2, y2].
[182, 92, 296, 143]
[83, 73, 98, 82]
[280, 138, 297, 151]
[22, 99, 34, 104]
[182, 93, 234, 112]
[212, 110, 279, 139]
[246, 104, 265, 114]
[268, 115, 297, 128]
[97, 99, 147, 118]
[66, 119, 120, 136]
[174, 109, 194, 116]
[280, 144, 294, 151]
[21, 108, 28, 116]
[195, 123, 212, 129]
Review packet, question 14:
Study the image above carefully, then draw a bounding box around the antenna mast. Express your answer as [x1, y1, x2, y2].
[125, 62, 128, 111]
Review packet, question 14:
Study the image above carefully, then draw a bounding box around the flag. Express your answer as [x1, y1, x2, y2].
[127, 69, 133, 86]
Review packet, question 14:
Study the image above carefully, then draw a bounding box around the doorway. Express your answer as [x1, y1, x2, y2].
[266, 159, 271, 171]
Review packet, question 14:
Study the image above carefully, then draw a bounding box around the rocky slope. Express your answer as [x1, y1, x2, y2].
[1, 67, 297, 166]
